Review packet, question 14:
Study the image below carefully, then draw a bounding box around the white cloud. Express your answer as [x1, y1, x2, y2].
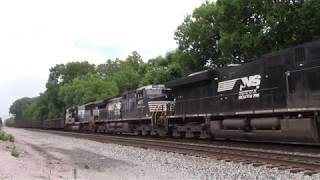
[0, 0, 205, 118]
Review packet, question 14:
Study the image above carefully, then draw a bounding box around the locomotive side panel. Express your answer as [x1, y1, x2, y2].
[287, 41, 320, 109]
[174, 80, 214, 115]
[169, 56, 289, 116]
[122, 91, 140, 119]
[215, 61, 264, 114]
[98, 97, 122, 121]
[260, 54, 288, 110]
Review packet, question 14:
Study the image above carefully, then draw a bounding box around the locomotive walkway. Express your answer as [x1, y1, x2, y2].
[30, 129, 320, 176]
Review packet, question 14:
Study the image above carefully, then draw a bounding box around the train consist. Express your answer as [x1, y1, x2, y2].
[10, 40, 320, 144]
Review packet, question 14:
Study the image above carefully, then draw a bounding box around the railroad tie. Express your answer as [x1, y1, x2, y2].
[252, 162, 265, 167]
[289, 168, 306, 173]
[277, 166, 290, 170]
[304, 171, 319, 176]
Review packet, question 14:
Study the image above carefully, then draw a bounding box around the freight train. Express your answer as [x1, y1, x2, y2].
[10, 40, 320, 145]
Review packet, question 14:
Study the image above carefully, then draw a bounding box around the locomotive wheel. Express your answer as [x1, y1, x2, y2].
[141, 129, 149, 136]
[156, 129, 168, 137]
[171, 129, 182, 138]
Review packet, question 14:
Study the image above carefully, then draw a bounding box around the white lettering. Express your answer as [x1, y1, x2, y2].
[217, 74, 262, 100]
[240, 75, 261, 91]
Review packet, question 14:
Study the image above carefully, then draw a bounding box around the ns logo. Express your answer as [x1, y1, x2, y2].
[239, 75, 261, 91]
[217, 74, 261, 100]
[217, 74, 262, 93]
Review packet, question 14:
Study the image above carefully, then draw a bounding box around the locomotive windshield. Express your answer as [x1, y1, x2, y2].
[146, 89, 162, 95]
[138, 84, 167, 98]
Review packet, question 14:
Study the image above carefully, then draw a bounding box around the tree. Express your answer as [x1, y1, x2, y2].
[9, 97, 39, 121]
[140, 50, 187, 85]
[59, 73, 118, 107]
[175, 2, 220, 69]
[48, 61, 96, 85]
[97, 59, 122, 79]
[45, 61, 96, 118]
[98, 52, 145, 94]
[175, 0, 320, 68]
[300, 0, 320, 41]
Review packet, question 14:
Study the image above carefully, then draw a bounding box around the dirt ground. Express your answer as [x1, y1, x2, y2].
[1, 128, 197, 180]
[0, 129, 71, 179]
[0, 128, 138, 180]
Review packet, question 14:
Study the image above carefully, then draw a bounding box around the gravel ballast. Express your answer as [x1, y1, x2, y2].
[1, 127, 320, 180]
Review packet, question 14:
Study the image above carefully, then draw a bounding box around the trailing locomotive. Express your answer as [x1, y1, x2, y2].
[65, 84, 174, 136]
[10, 40, 320, 145]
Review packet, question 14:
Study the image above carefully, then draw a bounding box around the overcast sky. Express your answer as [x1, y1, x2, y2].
[0, 0, 205, 118]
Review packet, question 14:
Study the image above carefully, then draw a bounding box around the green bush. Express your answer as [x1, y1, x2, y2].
[8, 135, 14, 142]
[0, 130, 14, 142]
[0, 131, 9, 141]
[11, 147, 19, 158]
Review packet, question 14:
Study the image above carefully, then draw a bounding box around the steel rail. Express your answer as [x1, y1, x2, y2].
[29, 129, 320, 175]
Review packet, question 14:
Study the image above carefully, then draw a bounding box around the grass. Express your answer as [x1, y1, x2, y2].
[0, 128, 19, 158]
[8, 135, 14, 142]
[0, 131, 14, 142]
[11, 147, 19, 158]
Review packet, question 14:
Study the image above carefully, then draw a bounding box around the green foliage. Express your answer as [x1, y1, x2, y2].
[9, 97, 47, 122]
[59, 73, 118, 107]
[0, 131, 9, 141]
[140, 51, 186, 85]
[48, 61, 96, 85]
[8, 135, 14, 142]
[11, 147, 19, 158]
[111, 54, 143, 93]
[46, 61, 96, 118]
[98, 51, 148, 94]
[9, 97, 35, 122]
[175, 2, 220, 69]
[97, 59, 122, 79]
[4, 117, 15, 126]
[175, 0, 320, 67]
[300, 0, 320, 40]
[0, 130, 14, 142]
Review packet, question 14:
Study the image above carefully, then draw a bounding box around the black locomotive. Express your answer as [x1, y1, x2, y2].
[11, 40, 320, 145]
[64, 84, 174, 136]
[166, 40, 320, 144]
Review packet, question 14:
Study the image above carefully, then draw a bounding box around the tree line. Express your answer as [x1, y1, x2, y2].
[8, 0, 320, 123]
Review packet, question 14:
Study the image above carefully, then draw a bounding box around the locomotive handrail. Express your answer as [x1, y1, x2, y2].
[286, 65, 320, 73]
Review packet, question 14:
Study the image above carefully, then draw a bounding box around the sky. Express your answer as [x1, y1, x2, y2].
[0, 0, 206, 118]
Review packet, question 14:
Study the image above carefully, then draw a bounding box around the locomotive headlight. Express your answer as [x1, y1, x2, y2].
[285, 71, 290, 76]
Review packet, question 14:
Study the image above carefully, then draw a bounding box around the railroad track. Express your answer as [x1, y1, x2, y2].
[30, 129, 320, 176]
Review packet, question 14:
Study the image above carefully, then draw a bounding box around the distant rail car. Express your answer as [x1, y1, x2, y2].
[43, 118, 64, 129]
[9, 40, 320, 145]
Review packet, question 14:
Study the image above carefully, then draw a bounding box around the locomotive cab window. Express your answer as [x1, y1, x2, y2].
[146, 88, 162, 98]
[137, 90, 144, 99]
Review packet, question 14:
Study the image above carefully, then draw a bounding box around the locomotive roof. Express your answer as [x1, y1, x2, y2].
[166, 39, 320, 88]
[136, 84, 165, 90]
[79, 99, 109, 109]
[165, 69, 217, 88]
